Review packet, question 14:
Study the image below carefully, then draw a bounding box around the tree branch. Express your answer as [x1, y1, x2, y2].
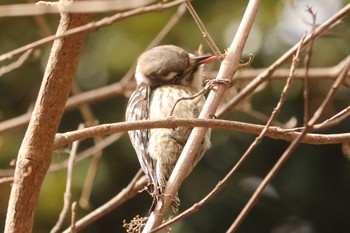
[217, 3, 350, 118]
[62, 170, 146, 233]
[0, 0, 184, 63]
[53, 118, 350, 149]
[4, 1, 91, 232]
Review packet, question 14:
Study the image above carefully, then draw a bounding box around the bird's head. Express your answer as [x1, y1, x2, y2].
[135, 45, 216, 90]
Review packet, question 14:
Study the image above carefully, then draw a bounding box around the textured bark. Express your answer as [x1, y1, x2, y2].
[4, 2, 91, 232]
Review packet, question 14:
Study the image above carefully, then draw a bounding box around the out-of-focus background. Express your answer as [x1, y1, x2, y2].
[0, 0, 349, 232]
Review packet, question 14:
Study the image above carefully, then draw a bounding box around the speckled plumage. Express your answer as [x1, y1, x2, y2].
[125, 45, 212, 212]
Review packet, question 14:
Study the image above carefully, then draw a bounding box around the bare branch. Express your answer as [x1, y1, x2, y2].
[51, 133, 123, 172]
[184, 0, 222, 59]
[4, 2, 91, 232]
[226, 50, 350, 233]
[313, 105, 350, 130]
[62, 170, 146, 233]
[0, 49, 32, 77]
[70, 202, 78, 233]
[217, 3, 350, 118]
[0, 0, 155, 17]
[303, 6, 317, 124]
[0, 176, 14, 185]
[50, 125, 82, 233]
[0, 0, 184, 63]
[52, 118, 350, 149]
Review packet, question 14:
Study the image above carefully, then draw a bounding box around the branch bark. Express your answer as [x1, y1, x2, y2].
[52, 118, 350, 148]
[4, 1, 90, 232]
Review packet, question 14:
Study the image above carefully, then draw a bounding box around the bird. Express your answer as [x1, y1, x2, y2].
[125, 45, 215, 212]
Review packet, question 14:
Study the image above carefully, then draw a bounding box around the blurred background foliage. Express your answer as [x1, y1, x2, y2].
[0, 0, 350, 232]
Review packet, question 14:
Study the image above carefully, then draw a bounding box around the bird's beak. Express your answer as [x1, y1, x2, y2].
[195, 55, 217, 66]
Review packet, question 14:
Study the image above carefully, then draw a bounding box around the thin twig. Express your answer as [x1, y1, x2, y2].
[1, 133, 123, 179]
[184, 0, 222, 59]
[0, 0, 184, 63]
[51, 133, 123, 172]
[303, 6, 317, 124]
[50, 124, 82, 233]
[0, 49, 32, 77]
[0, 0, 155, 17]
[70, 202, 78, 233]
[0, 80, 133, 134]
[313, 105, 350, 130]
[0, 176, 14, 185]
[62, 170, 146, 233]
[226, 51, 350, 233]
[170, 79, 233, 116]
[217, 4, 350, 118]
[70, 82, 105, 209]
[308, 57, 350, 126]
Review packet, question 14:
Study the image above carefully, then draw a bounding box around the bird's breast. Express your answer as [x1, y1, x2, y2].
[147, 85, 206, 162]
[149, 85, 205, 119]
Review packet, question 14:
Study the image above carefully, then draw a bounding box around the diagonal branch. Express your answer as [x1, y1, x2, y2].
[0, 0, 184, 63]
[226, 50, 350, 233]
[217, 3, 350, 118]
[142, 0, 261, 231]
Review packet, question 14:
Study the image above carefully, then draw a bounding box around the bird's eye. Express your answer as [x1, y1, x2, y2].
[162, 72, 178, 81]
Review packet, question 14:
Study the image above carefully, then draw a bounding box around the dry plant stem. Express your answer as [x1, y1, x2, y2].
[0, 49, 32, 77]
[235, 65, 349, 81]
[227, 55, 350, 233]
[51, 127, 81, 233]
[0, 134, 122, 187]
[4, 2, 90, 232]
[153, 31, 306, 233]
[0, 0, 155, 17]
[51, 133, 123, 172]
[143, 1, 261, 232]
[0, 80, 133, 134]
[0, 0, 184, 63]
[184, 0, 222, 59]
[70, 202, 78, 233]
[217, 3, 350, 118]
[303, 6, 317, 124]
[0, 176, 14, 184]
[62, 170, 146, 233]
[70, 82, 105, 209]
[308, 57, 350, 126]
[27, 0, 52, 36]
[313, 105, 350, 130]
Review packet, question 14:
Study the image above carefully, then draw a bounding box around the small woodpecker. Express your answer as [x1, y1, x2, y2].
[125, 45, 215, 212]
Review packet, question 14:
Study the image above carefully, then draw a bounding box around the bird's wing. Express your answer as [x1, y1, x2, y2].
[125, 83, 157, 186]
